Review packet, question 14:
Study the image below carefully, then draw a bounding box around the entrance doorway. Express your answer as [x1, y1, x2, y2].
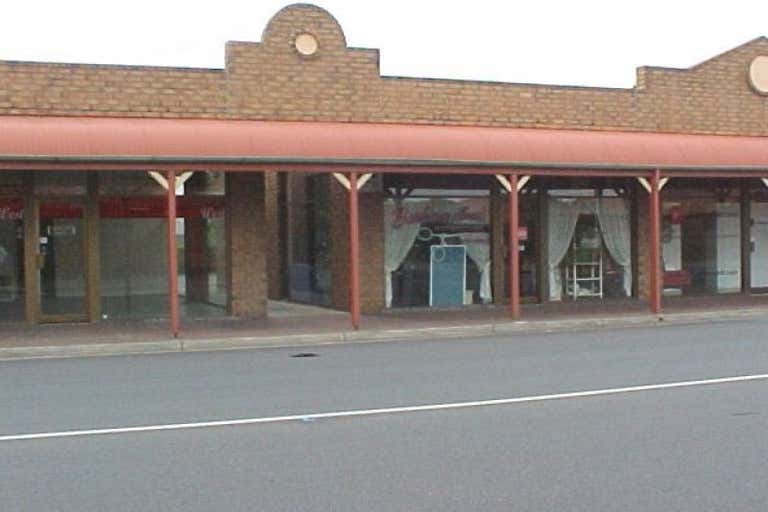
[37, 201, 90, 322]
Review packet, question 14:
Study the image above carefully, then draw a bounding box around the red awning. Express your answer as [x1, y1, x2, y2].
[0, 115, 767, 171]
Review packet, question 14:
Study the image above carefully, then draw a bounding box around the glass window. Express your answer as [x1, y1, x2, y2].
[98, 171, 227, 319]
[0, 198, 24, 322]
[385, 196, 490, 308]
[662, 188, 741, 295]
[287, 174, 332, 306]
[751, 187, 768, 290]
[547, 193, 632, 301]
[503, 194, 540, 299]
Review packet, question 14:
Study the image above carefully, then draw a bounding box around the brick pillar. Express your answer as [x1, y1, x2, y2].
[359, 189, 385, 313]
[330, 177, 385, 314]
[226, 172, 267, 318]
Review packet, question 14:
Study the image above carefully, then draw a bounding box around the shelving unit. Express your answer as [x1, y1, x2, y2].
[565, 243, 603, 299]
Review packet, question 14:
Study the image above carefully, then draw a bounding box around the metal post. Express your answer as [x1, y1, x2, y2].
[348, 172, 361, 330]
[649, 169, 662, 316]
[166, 170, 180, 337]
[508, 174, 521, 319]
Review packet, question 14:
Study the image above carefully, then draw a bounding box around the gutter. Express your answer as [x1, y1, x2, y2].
[0, 154, 767, 174]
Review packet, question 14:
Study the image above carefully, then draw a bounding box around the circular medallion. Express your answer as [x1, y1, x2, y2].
[294, 33, 319, 56]
[748, 56, 768, 94]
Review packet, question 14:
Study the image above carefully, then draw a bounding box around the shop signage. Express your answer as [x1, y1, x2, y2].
[393, 201, 488, 226]
[0, 200, 23, 221]
[50, 224, 77, 237]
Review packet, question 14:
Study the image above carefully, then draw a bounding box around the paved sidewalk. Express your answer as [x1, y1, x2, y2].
[1, 295, 767, 361]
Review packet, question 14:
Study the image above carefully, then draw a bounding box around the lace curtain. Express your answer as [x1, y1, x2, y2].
[461, 232, 492, 303]
[547, 199, 580, 300]
[597, 198, 632, 297]
[384, 202, 421, 308]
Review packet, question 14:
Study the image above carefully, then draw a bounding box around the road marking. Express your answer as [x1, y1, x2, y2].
[2, 373, 767, 442]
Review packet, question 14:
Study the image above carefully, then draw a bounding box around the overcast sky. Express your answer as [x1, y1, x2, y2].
[1, 0, 766, 88]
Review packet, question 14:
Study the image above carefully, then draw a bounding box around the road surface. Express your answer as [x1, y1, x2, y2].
[2, 318, 767, 510]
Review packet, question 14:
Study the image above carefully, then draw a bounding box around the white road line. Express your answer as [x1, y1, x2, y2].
[2, 373, 767, 443]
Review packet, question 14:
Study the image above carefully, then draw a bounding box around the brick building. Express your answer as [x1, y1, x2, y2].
[1, 4, 768, 334]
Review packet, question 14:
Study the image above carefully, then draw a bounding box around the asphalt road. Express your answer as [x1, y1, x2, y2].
[2, 318, 768, 511]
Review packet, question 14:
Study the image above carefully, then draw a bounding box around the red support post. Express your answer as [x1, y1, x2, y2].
[648, 169, 662, 316]
[166, 170, 180, 337]
[508, 174, 521, 319]
[348, 172, 361, 330]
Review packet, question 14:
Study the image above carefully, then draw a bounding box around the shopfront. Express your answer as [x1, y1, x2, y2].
[0, 3, 767, 335]
[0, 171, 228, 325]
[379, 176, 636, 310]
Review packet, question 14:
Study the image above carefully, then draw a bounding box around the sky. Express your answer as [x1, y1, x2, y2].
[1, 0, 766, 89]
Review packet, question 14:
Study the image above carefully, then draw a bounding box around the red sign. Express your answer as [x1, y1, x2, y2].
[99, 197, 225, 219]
[669, 206, 683, 225]
[0, 197, 226, 220]
[0, 199, 23, 220]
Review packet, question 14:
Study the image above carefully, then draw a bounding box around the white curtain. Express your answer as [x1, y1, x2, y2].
[384, 202, 421, 308]
[548, 199, 580, 301]
[461, 233, 492, 303]
[597, 198, 632, 297]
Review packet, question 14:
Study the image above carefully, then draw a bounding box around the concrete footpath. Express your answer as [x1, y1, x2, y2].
[2, 305, 766, 361]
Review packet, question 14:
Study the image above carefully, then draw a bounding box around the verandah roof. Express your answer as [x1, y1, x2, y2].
[0, 115, 767, 175]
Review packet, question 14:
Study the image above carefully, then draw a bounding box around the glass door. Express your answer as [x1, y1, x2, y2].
[37, 201, 89, 321]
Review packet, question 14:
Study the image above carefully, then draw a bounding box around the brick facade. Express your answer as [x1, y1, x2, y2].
[1, 5, 766, 135]
[1, 3, 767, 316]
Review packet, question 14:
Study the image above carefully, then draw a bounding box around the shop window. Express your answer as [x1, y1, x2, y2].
[0, 198, 24, 322]
[750, 187, 768, 290]
[547, 195, 632, 301]
[503, 194, 539, 299]
[662, 190, 741, 295]
[287, 174, 332, 307]
[385, 196, 490, 308]
[98, 172, 227, 320]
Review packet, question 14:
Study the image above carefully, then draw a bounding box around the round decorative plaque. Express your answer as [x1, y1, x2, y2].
[295, 33, 319, 56]
[748, 56, 768, 94]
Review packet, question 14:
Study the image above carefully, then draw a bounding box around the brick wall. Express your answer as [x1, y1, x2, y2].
[226, 173, 267, 317]
[0, 4, 765, 136]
